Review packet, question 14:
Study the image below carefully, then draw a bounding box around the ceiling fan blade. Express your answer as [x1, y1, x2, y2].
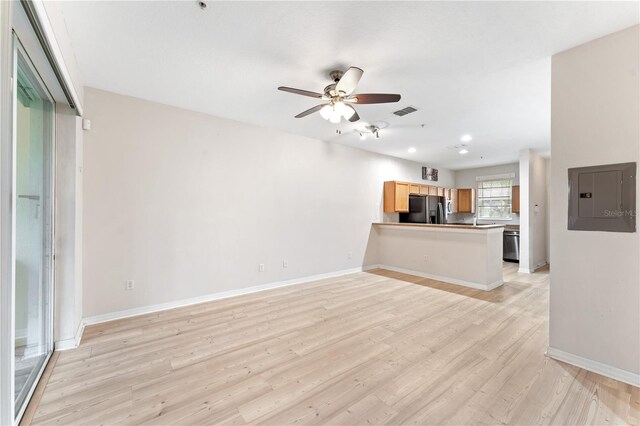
[347, 105, 360, 122]
[295, 104, 326, 118]
[335, 67, 364, 96]
[350, 93, 401, 104]
[278, 86, 324, 98]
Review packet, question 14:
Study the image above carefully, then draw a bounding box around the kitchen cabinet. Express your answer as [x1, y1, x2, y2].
[457, 188, 476, 213]
[512, 185, 520, 213]
[384, 181, 410, 212]
[449, 188, 458, 213]
[384, 181, 451, 213]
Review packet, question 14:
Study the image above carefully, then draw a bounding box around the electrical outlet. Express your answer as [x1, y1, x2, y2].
[348, 251, 353, 259]
[259, 263, 265, 272]
[125, 279, 135, 290]
[424, 255, 428, 263]
[282, 260, 288, 268]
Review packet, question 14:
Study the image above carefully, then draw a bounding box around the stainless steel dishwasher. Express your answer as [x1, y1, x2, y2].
[503, 230, 520, 262]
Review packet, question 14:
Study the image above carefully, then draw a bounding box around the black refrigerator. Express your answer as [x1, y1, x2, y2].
[399, 195, 446, 224]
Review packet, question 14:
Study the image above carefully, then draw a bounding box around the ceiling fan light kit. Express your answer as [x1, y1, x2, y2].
[278, 66, 401, 124]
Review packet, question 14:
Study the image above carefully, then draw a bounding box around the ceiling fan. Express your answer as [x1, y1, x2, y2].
[278, 67, 401, 123]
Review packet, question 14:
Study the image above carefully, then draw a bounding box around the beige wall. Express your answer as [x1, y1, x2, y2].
[550, 25, 639, 377]
[82, 88, 454, 318]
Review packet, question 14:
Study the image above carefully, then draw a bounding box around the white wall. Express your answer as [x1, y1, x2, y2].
[530, 152, 547, 269]
[549, 25, 639, 379]
[82, 87, 454, 318]
[519, 149, 548, 272]
[451, 162, 520, 225]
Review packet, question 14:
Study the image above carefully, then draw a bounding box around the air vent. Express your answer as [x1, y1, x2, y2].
[393, 106, 418, 117]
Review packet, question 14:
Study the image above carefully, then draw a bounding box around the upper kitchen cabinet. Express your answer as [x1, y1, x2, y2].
[512, 185, 520, 213]
[448, 188, 458, 213]
[384, 181, 410, 212]
[428, 186, 444, 196]
[384, 181, 450, 213]
[457, 188, 476, 213]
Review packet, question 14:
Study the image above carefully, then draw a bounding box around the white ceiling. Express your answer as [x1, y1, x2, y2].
[55, 1, 639, 170]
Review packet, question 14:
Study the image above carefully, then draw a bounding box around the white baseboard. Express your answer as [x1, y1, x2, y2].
[535, 261, 548, 270]
[83, 266, 373, 326]
[54, 320, 85, 351]
[371, 264, 503, 291]
[546, 346, 640, 387]
[518, 261, 548, 274]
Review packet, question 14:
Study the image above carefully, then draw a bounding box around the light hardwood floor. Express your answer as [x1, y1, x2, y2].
[25, 264, 639, 425]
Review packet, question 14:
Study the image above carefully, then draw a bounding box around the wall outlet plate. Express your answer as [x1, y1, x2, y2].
[125, 280, 135, 290]
[258, 263, 265, 272]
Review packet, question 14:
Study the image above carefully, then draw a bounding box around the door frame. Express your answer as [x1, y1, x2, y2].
[0, 0, 16, 423]
[7, 32, 56, 426]
[2, 1, 76, 423]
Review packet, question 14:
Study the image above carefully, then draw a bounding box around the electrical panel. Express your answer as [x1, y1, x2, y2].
[568, 162, 636, 232]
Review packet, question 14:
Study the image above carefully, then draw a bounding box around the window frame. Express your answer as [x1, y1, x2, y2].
[476, 176, 514, 221]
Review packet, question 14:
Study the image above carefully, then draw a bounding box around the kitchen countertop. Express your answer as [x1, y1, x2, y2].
[372, 222, 505, 230]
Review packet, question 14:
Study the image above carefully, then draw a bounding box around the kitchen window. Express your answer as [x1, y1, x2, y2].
[477, 178, 513, 220]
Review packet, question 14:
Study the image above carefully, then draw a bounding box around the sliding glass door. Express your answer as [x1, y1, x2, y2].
[13, 37, 55, 420]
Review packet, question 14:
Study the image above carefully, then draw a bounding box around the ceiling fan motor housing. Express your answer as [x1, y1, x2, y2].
[329, 70, 344, 83]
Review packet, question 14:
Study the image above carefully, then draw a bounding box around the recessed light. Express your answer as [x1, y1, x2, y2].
[408, 147, 416, 153]
[461, 134, 472, 142]
[459, 149, 469, 155]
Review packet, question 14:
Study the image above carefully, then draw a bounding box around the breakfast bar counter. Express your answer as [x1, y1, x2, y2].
[371, 222, 505, 290]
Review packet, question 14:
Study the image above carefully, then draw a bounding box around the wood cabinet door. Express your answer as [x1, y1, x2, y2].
[383, 181, 395, 212]
[428, 186, 438, 196]
[409, 184, 420, 194]
[419, 185, 429, 195]
[444, 188, 451, 199]
[395, 182, 410, 212]
[458, 189, 473, 213]
[450, 189, 458, 213]
[437, 187, 445, 197]
[512, 185, 520, 213]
